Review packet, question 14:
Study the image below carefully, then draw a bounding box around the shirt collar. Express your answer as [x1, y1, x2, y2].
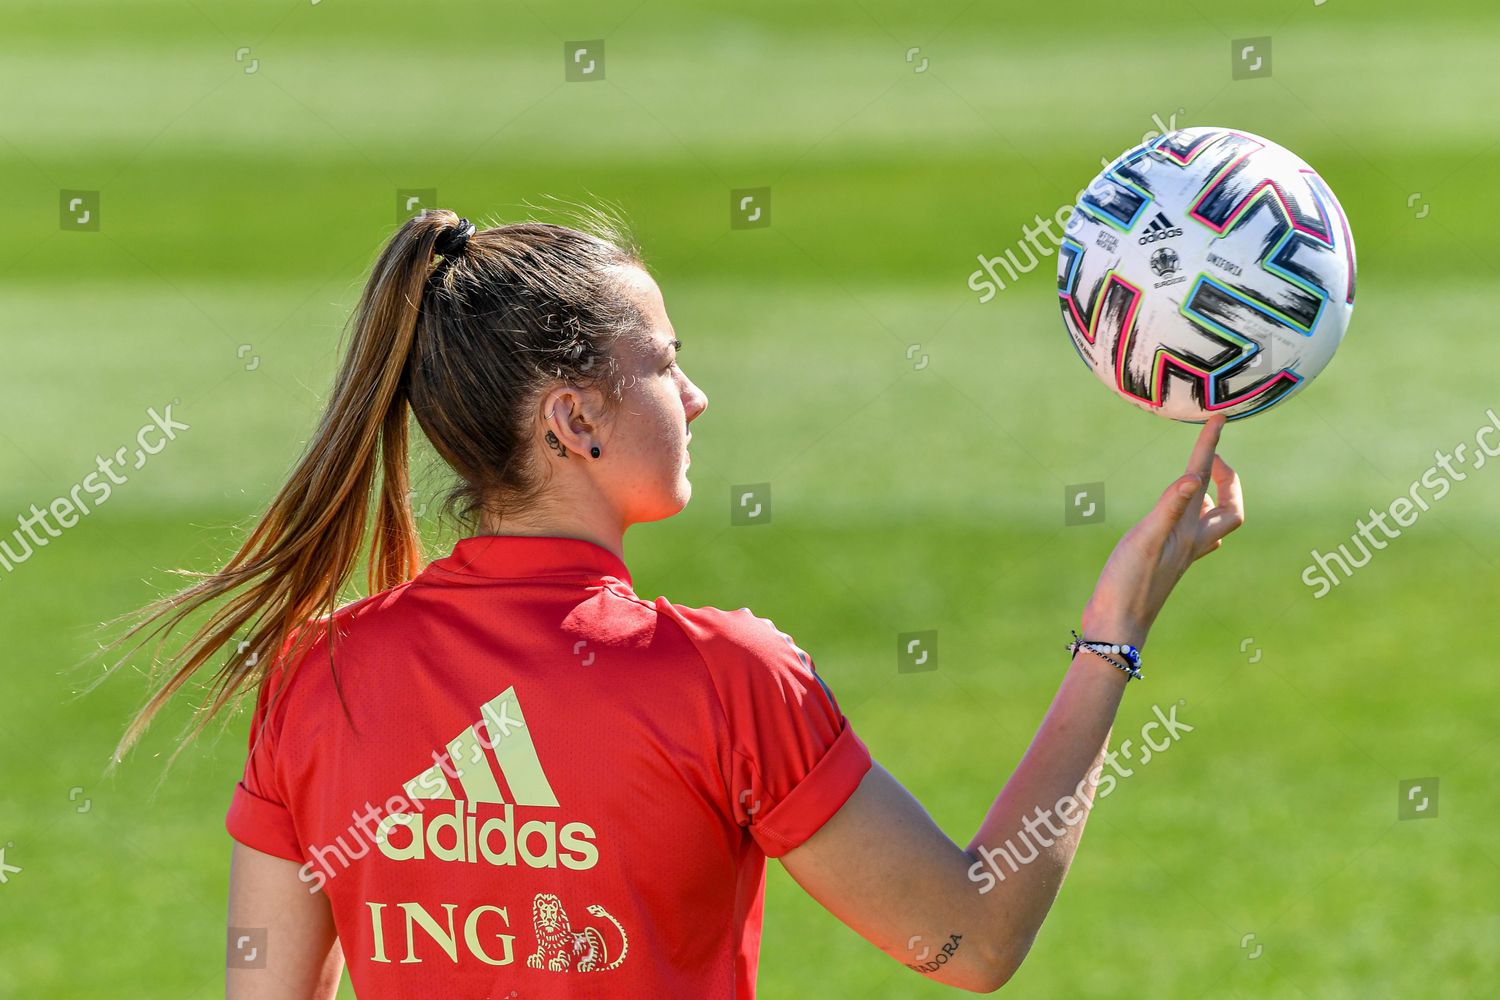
[425, 534, 632, 587]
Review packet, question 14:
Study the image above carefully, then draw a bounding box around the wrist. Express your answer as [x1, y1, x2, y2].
[1078, 616, 1147, 651]
[1068, 629, 1144, 681]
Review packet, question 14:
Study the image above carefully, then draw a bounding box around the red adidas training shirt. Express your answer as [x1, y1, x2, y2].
[226, 534, 873, 998]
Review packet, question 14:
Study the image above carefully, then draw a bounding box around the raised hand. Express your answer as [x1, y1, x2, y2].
[1080, 415, 1245, 650]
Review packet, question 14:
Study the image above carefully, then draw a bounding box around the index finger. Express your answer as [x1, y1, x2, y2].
[1185, 414, 1226, 485]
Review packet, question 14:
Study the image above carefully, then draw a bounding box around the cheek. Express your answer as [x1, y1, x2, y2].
[610, 416, 679, 484]
[609, 384, 685, 484]
[645, 387, 685, 447]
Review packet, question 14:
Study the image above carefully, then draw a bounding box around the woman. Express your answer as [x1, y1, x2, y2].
[116, 208, 1242, 998]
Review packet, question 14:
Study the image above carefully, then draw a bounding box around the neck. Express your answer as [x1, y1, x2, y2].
[477, 505, 625, 562]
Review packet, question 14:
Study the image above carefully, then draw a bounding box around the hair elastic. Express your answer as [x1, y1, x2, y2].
[434, 217, 475, 258]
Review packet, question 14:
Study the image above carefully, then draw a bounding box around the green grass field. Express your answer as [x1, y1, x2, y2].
[3, 0, 1498, 996]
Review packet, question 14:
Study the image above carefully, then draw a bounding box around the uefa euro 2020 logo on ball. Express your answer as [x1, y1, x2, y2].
[1058, 126, 1357, 423]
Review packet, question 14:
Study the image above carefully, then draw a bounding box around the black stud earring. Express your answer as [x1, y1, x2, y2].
[590, 445, 601, 459]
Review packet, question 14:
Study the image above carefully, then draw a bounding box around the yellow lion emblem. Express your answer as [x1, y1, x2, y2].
[526, 892, 628, 973]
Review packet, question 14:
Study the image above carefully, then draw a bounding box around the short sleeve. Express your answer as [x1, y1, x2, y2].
[225, 658, 305, 863]
[669, 605, 874, 858]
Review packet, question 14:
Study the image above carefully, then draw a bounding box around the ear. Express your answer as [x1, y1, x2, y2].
[539, 384, 605, 457]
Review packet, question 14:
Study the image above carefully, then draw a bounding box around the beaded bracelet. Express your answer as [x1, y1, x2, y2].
[1067, 630, 1144, 681]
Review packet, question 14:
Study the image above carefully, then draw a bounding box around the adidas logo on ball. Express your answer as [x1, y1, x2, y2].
[1137, 211, 1183, 245]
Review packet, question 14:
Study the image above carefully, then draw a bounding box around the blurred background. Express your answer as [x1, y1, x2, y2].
[2, 0, 1496, 996]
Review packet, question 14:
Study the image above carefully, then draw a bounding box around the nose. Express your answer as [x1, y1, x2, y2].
[684, 378, 708, 423]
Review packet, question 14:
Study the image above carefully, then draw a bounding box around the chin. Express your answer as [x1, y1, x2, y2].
[665, 477, 692, 515]
[631, 480, 692, 525]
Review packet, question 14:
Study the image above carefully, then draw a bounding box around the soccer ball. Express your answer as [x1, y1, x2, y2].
[1057, 126, 1356, 422]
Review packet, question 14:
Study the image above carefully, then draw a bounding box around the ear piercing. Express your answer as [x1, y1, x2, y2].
[543, 430, 600, 460]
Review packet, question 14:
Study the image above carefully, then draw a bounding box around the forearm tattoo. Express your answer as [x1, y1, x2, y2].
[907, 932, 963, 975]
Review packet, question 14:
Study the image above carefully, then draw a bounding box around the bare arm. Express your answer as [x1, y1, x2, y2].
[781, 417, 1242, 992]
[227, 842, 344, 1000]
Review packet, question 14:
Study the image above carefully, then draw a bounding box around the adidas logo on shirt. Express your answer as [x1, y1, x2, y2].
[1137, 211, 1184, 245]
[374, 686, 599, 871]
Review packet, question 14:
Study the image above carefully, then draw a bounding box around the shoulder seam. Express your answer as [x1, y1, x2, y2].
[597, 587, 758, 805]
